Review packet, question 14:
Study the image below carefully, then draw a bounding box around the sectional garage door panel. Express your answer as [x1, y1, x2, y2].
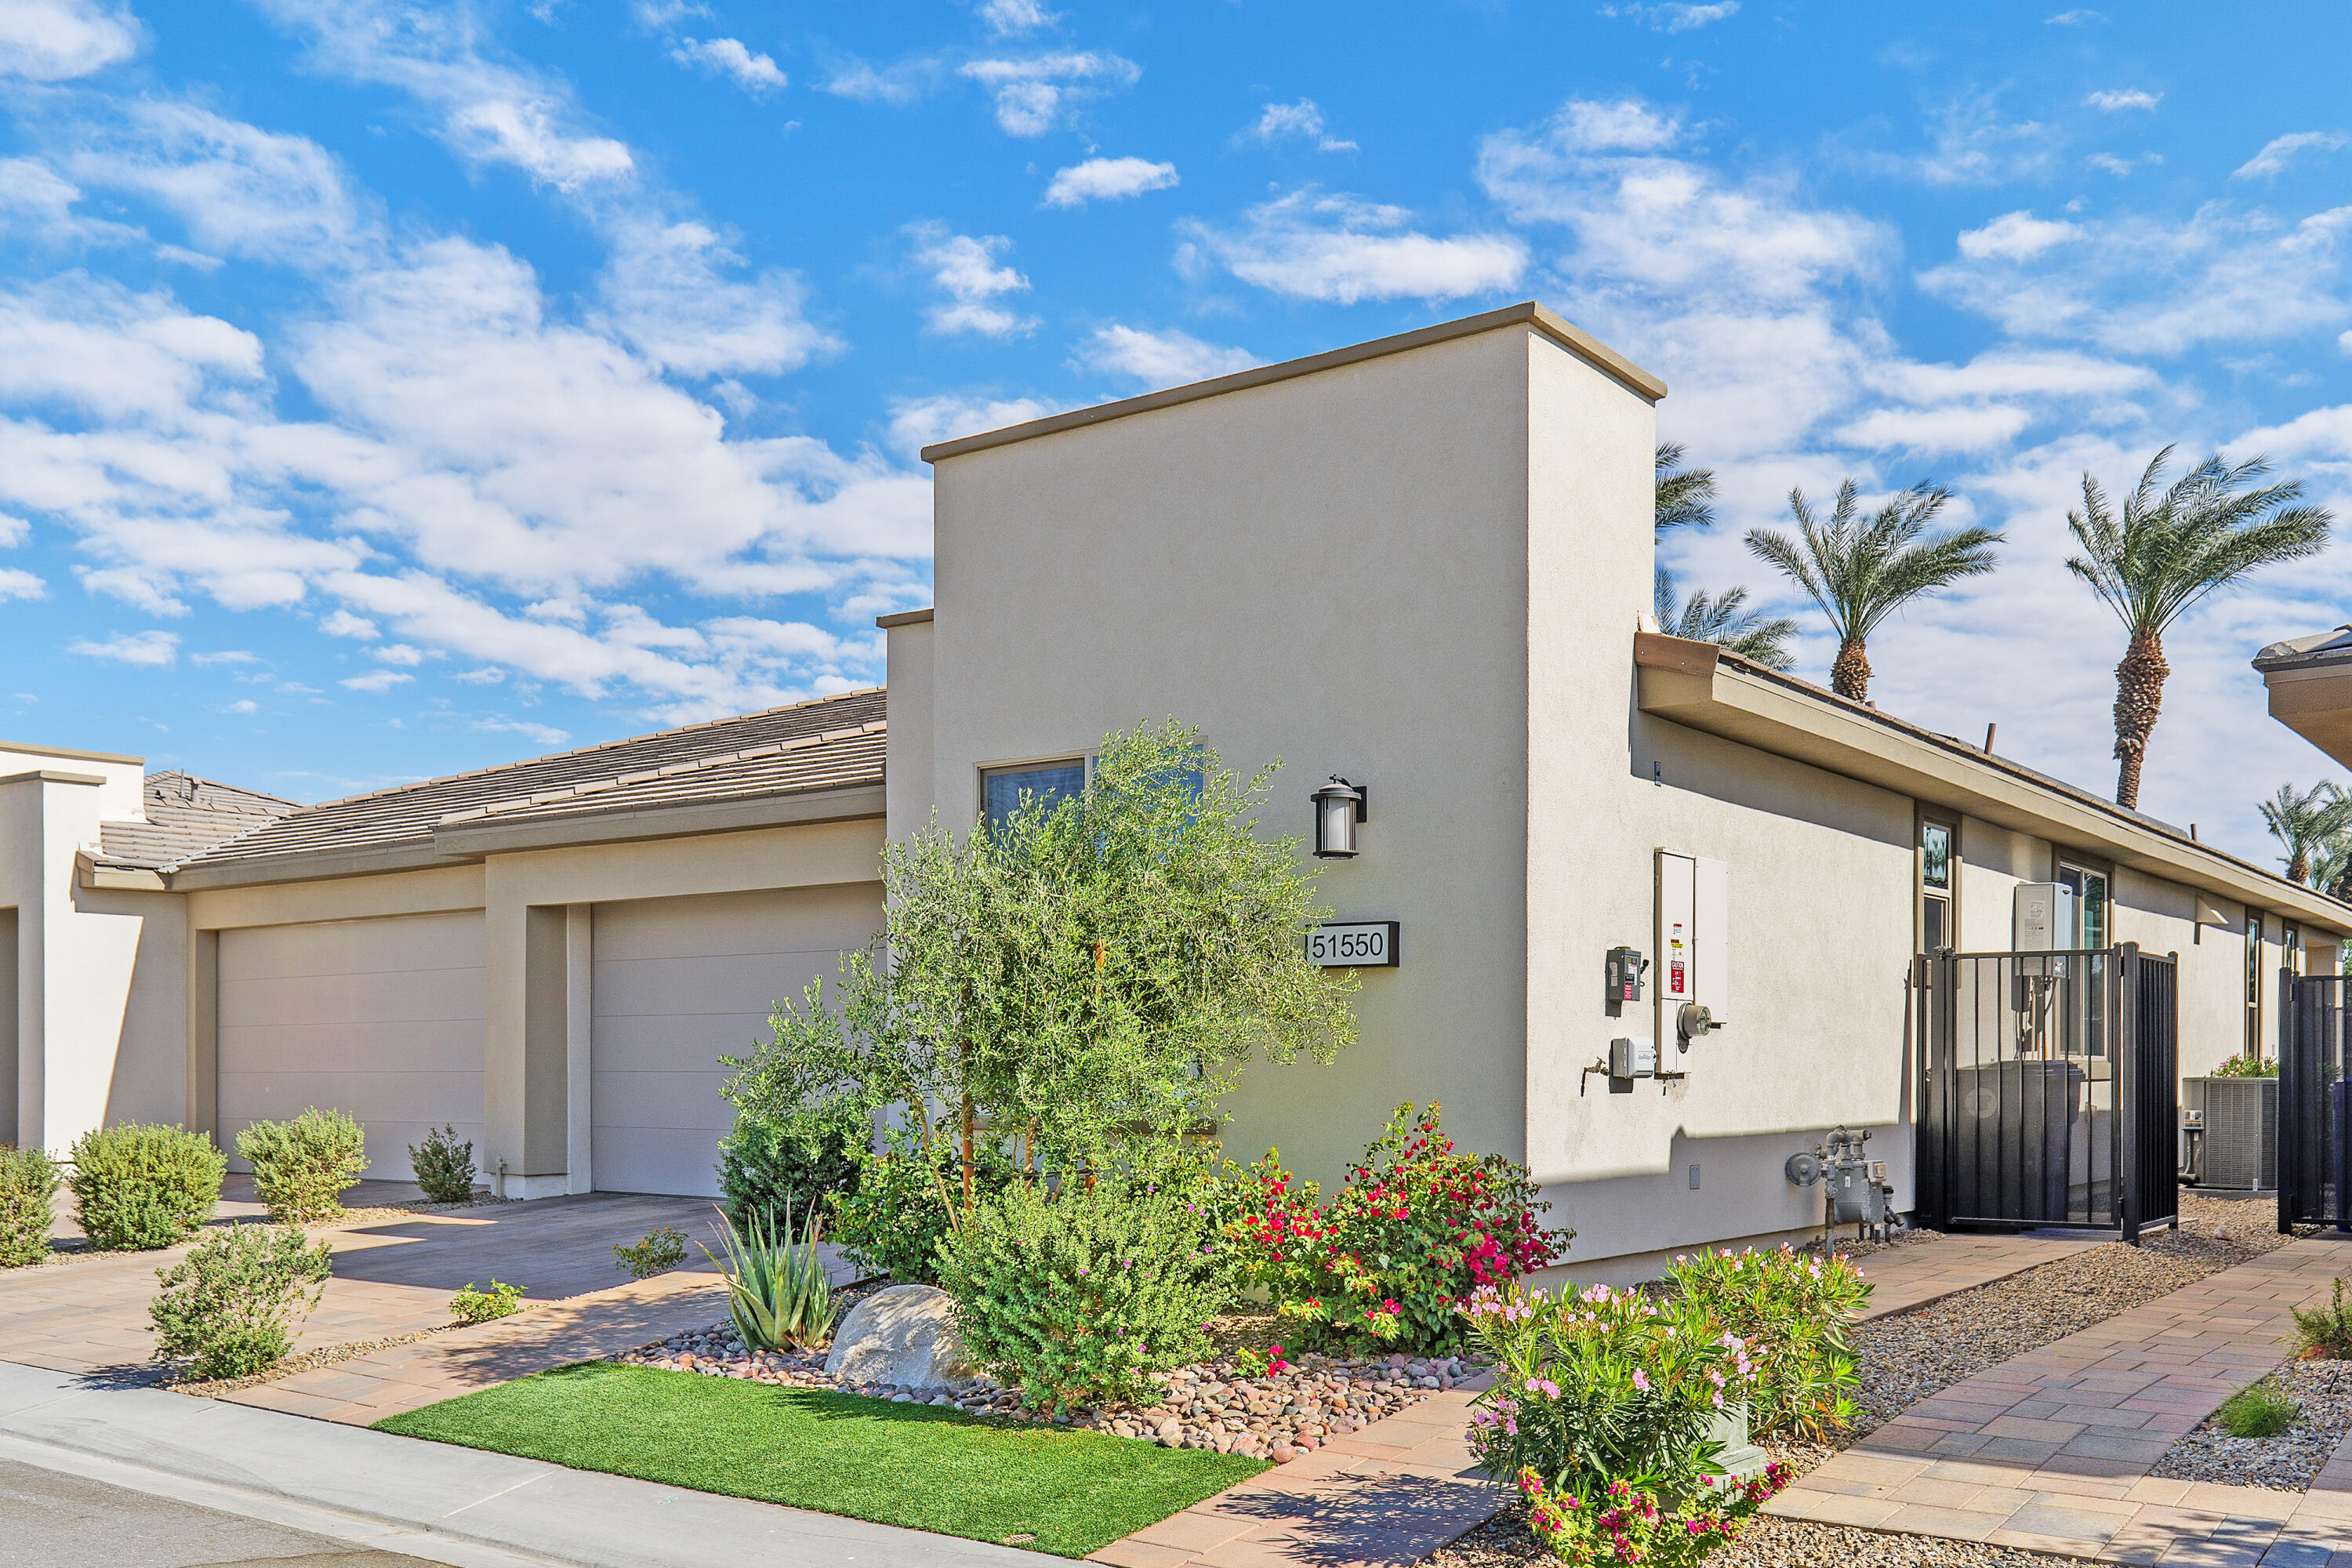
[591, 884, 883, 1196]
[217, 912, 486, 1183]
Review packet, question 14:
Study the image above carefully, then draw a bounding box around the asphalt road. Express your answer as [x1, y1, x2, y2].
[0, 1456, 441, 1568]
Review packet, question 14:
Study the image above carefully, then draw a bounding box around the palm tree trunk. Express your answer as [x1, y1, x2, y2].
[2112, 632, 2169, 811]
[1831, 637, 1871, 702]
[2292, 851, 2311, 885]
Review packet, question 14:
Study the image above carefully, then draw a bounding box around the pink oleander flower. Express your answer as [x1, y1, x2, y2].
[1632, 1369, 1651, 1392]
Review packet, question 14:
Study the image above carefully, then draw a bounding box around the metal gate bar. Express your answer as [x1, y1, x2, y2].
[1917, 943, 2176, 1237]
[2279, 972, 2346, 1232]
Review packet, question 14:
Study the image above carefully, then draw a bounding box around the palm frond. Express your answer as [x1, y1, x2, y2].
[2068, 448, 2334, 641]
[1654, 443, 1718, 534]
[1744, 477, 2001, 644]
[1654, 565, 1801, 671]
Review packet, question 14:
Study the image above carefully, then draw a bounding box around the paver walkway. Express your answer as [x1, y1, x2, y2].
[2, 1184, 717, 1380]
[1088, 1229, 2096, 1568]
[1770, 1235, 2352, 1563]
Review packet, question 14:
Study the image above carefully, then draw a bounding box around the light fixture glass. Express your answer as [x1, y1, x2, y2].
[1312, 777, 1366, 858]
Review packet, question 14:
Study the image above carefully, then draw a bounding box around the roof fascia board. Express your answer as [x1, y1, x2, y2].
[429, 783, 887, 855]
[168, 843, 477, 890]
[0, 769, 107, 788]
[875, 608, 935, 629]
[1635, 640, 2352, 931]
[76, 853, 168, 891]
[919, 302, 1665, 464]
[0, 739, 143, 767]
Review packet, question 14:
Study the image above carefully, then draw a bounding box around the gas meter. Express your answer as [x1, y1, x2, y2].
[1784, 1126, 1902, 1246]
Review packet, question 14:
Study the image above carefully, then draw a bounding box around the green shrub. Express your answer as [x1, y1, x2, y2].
[450, 1280, 524, 1324]
[717, 1109, 862, 1231]
[236, 1108, 368, 1223]
[408, 1125, 477, 1204]
[1667, 1246, 1871, 1441]
[1225, 1103, 1571, 1356]
[0, 1145, 61, 1268]
[1462, 1279, 1764, 1504]
[1519, 1465, 1788, 1566]
[70, 1123, 226, 1250]
[832, 1127, 1013, 1284]
[936, 1179, 1227, 1414]
[614, 1225, 688, 1279]
[2212, 1054, 2281, 1079]
[2294, 1276, 2352, 1359]
[149, 1223, 331, 1381]
[702, 1205, 836, 1351]
[2216, 1379, 2297, 1439]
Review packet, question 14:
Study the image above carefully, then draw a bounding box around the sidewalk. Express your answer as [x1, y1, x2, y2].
[0, 1358, 1028, 1568]
[1769, 1235, 2352, 1563]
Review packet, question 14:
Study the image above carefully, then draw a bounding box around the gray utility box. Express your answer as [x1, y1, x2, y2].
[2182, 1076, 2278, 1191]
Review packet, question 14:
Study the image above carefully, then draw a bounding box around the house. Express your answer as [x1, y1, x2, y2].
[7, 302, 2347, 1282]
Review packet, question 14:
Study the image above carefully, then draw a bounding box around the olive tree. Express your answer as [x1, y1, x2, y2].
[723, 720, 1356, 1227]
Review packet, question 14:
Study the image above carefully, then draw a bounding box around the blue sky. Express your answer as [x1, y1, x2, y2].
[5, 1, 2352, 866]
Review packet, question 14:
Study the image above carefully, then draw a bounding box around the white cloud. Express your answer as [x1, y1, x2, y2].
[339, 669, 412, 691]
[2045, 8, 2104, 22]
[2234, 132, 2351, 183]
[907, 223, 1035, 336]
[0, 513, 26, 547]
[0, 568, 44, 601]
[453, 666, 506, 684]
[224, 697, 257, 713]
[597, 216, 834, 376]
[191, 648, 261, 664]
[1043, 156, 1178, 209]
[68, 629, 178, 666]
[819, 56, 934, 107]
[1238, 100, 1356, 154]
[886, 393, 1052, 459]
[978, 0, 1057, 33]
[320, 609, 379, 639]
[1596, 2, 1739, 33]
[2085, 152, 2161, 177]
[958, 53, 1139, 136]
[1922, 202, 2352, 354]
[2084, 89, 2159, 113]
[471, 714, 568, 746]
[373, 642, 427, 666]
[0, 0, 138, 82]
[669, 37, 785, 93]
[1180, 190, 1525, 305]
[65, 100, 365, 267]
[1076, 325, 1258, 390]
[1956, 211, 2080, 262]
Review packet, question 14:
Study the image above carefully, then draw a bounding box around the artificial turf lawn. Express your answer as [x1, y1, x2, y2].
[372, 1361, 1269, 1557]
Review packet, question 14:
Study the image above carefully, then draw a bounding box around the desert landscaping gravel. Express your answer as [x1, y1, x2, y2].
[618, 1319, 1464, 1461]
[2151, 1359, 2352, 1491]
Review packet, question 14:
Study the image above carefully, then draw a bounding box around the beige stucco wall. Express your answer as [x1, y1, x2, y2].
[923, 322, 1545, 1185]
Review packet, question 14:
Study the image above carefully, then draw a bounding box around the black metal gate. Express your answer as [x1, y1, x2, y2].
[1917, 944, 2178, 1240]
[2278, 971, 2345, 1231]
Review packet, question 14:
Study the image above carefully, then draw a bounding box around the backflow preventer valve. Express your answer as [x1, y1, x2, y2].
[1784, 1126, 1901, 1246]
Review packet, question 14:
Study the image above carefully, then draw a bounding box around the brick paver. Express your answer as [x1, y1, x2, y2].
[1087, 1229, 2096, 1568]
[1769, 1236, 2352, 1563]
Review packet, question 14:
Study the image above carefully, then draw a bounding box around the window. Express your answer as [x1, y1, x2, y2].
[2057, 862, 2109, 949]
[981, 758, 1087, 831]
[1919, 819, 1956, 953]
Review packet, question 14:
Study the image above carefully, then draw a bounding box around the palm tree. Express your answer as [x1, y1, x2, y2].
[1743, 478, 2002, 703]
[1655, 443, 1716, 533]
[2068, 448, 2335, 809]
[1654, 565, 1798, 670]
[2312, 836, 2352, 902]
[2259, 782, 2352, 884]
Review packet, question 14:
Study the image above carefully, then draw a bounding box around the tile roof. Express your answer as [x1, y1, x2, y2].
[175, 688, 886, 873]
[95, 773, 303, 871]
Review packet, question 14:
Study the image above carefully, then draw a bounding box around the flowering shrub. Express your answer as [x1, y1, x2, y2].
[1225, 1103, 1570, 1355]
[1518, 1464, 1788, 1566]
[1461, 1281, 1762, 1504]
[1664, 1246, 1869, 1441]
[935, 1178, 1227, 1414]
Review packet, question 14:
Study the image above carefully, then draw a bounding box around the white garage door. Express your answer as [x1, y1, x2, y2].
[217, 911, 486, 1184]
[590, 884, 883, 1196]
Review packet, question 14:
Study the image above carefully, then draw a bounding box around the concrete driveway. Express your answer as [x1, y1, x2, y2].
[6, 1179, 725, 1382]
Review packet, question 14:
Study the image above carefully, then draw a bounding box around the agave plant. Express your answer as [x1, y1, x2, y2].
[701, 1203, 837, 1351]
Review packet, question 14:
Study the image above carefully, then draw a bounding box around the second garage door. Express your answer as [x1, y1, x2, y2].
[590, 883, 884, 1196]
[217, 911, 487, 1184]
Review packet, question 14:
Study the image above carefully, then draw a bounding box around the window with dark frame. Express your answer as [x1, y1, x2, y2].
[980, 758, 1087, 832]
[2248, 910, 2266, 1060]
[1920, 819, 1955, 953]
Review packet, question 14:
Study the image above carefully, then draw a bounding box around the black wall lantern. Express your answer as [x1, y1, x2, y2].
[1312, 776, 1368, 858]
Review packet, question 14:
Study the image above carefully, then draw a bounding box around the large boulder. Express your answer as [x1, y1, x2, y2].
[823, 1283, 977, 1387]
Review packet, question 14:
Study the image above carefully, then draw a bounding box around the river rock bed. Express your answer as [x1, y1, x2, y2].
[616, 1323, 1469, 1460]
[2149, 1358, 2352, 1491]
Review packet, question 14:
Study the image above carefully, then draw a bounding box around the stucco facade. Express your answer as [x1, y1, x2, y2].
[5, 300, 2349, 1282]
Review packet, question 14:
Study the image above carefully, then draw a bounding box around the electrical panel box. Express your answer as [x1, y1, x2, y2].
[1605, 946, 1646, 1006]
[1608, 1036, 1657, 1079]
[1656, 851, 1728, 1044]
[2014, 881, 2078, 950]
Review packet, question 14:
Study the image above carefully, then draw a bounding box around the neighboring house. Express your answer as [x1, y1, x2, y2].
[6, 302, 2347, 1282]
